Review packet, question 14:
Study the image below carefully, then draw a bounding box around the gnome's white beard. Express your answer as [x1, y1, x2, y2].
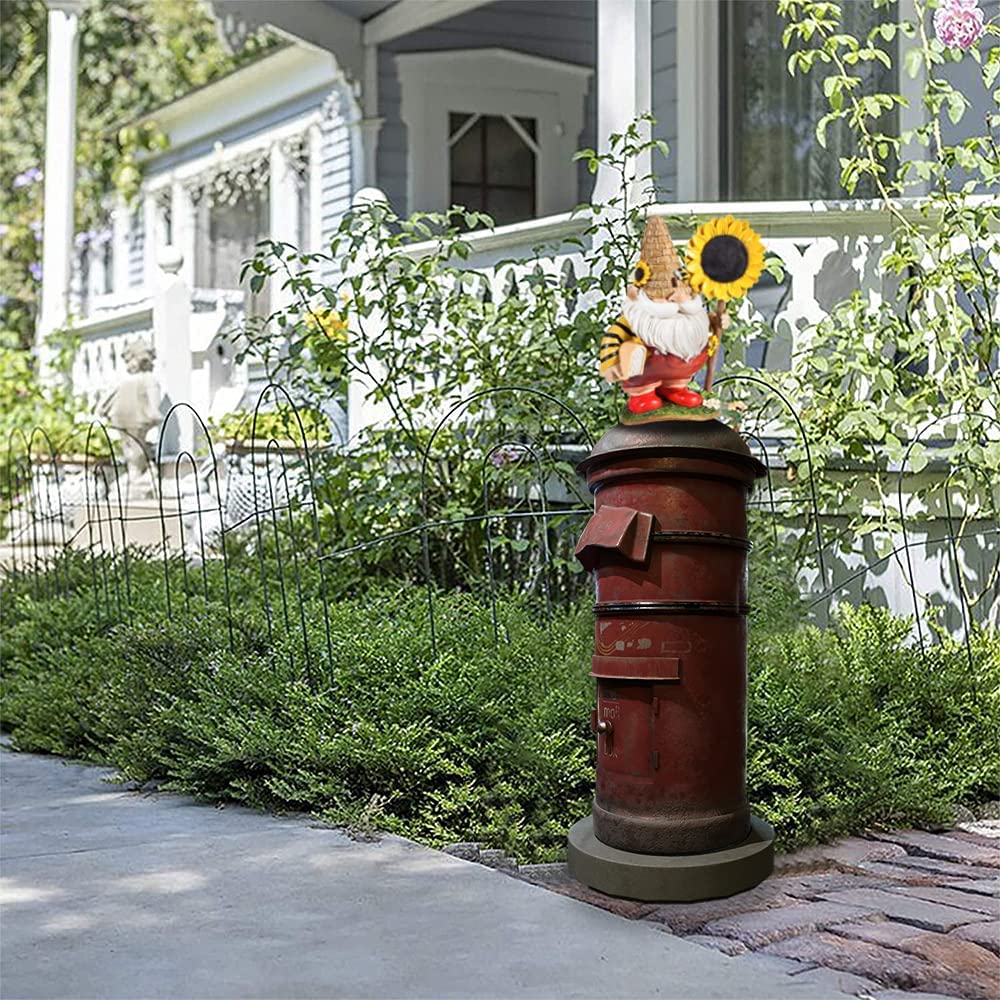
[623, 292, 710, 362]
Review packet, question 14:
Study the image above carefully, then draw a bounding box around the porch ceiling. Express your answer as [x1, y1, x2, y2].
[210, 0, 494, 77]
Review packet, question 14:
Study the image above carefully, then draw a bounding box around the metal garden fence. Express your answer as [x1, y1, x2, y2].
[2, 383, 997, 686]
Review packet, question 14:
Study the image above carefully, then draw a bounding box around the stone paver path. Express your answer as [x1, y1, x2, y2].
[495, 829, 1000, 999]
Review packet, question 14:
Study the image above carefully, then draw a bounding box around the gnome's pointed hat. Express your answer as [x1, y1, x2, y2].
[638, 216, 681, 299]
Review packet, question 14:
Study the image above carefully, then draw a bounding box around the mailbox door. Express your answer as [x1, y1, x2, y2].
[596, 684, 653, 779]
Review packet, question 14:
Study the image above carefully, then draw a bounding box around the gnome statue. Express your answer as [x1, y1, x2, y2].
[600, 215, 765, 418]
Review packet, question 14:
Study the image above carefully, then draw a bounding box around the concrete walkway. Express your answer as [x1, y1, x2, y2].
[0, 749, 858, 1000]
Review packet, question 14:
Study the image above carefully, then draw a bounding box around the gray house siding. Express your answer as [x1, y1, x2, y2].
[376, 0, 596, 216]
[651, 0, 678, 199]
[940, 0, 997, 153]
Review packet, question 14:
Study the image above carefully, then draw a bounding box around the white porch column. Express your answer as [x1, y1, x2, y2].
[898, 0, 929, 197]
[307, 122, 325, 253]
[346, 187, 392, 440]
[112, 194, 131, 294]
[268, 140, 302, 315]
[676, 0, 721, 201]
[38, 0, 84, 342]
[141, 191, 159, 288]
[170, 178, 196, 287]
[360, 44, 384, 189]
[593, 0, 651, 205]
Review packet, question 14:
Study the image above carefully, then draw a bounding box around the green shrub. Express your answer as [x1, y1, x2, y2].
[747, 604, 1000, 850]
[1, 552, 997, 862]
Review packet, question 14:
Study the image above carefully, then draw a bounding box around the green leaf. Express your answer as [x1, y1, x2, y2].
[984, 47, 1000, 88]
[815, 112, 837, 149]
[907, 443, 929, 474]
[946, 91, 967, 124]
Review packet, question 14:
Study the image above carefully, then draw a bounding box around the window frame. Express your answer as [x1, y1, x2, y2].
[448, 112, 539, 225]
[677, 0, 921, 203]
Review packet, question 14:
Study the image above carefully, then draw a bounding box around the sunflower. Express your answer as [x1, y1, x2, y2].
[707, 333, 720, 358]
[686, 216, 765, 301]
[631, 259, 651, 288]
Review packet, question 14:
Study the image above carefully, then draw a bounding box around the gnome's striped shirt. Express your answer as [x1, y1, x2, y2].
[600, 315, 642, 375]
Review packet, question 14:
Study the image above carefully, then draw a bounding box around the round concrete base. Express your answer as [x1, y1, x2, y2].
[567, 814, 774, 902]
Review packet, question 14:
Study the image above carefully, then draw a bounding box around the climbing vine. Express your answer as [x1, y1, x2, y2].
[0, 0, 272, 350]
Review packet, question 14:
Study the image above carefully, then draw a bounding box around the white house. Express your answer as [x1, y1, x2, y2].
[27, 0, 999, 631]
[38, 35, 359, 422]
[42, 0, 1000, 425]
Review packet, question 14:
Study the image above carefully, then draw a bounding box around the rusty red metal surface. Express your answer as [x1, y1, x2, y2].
[576, 420, 766, 856]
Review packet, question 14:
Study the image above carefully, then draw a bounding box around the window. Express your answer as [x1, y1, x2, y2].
[98, 236, 113, 295]
[721, 1, 897, 200]
[195, 187, 269, 314]
[196, 189, 268, 289]
[449, 113, 537, 226]
[397, 48, 591, 221]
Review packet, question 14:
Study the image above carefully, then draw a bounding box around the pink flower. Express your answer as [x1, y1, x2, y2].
[934, 0, 985, 49]
[490, 444, 526, 468]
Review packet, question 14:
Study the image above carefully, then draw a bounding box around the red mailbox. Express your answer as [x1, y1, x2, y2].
[568, 418, 775, 902]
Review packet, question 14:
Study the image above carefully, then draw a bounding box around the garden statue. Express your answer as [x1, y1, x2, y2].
[95, 338, 162, 500]
[600, 215, 764, 417]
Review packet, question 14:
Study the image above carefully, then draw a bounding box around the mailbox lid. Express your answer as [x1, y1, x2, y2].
[578, 419, 766, 480]
[575, 505, 654, 571]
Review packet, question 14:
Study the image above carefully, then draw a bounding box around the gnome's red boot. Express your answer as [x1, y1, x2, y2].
[661, 386, 703, 408]
[627, 390, 663, 414]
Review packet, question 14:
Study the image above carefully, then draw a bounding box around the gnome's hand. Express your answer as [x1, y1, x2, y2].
[709, 302, 731, 335]
[618, 341, 647, 380]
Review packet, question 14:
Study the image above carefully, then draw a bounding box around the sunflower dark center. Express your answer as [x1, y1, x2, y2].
[701, 235, 749, 283]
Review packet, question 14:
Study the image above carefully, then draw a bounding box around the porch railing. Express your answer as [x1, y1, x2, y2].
[404, 197, 903, 364]
[67, 195, 984, 438]
[69, 260, 247, 420]
[339, 196, 905, 433]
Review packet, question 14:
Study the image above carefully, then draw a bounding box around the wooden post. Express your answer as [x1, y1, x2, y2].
[153, 246, 193, 458]
[703, 301, 727, 394]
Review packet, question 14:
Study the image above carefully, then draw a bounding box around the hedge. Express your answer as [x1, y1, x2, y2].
[1, 552, 997, 862]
